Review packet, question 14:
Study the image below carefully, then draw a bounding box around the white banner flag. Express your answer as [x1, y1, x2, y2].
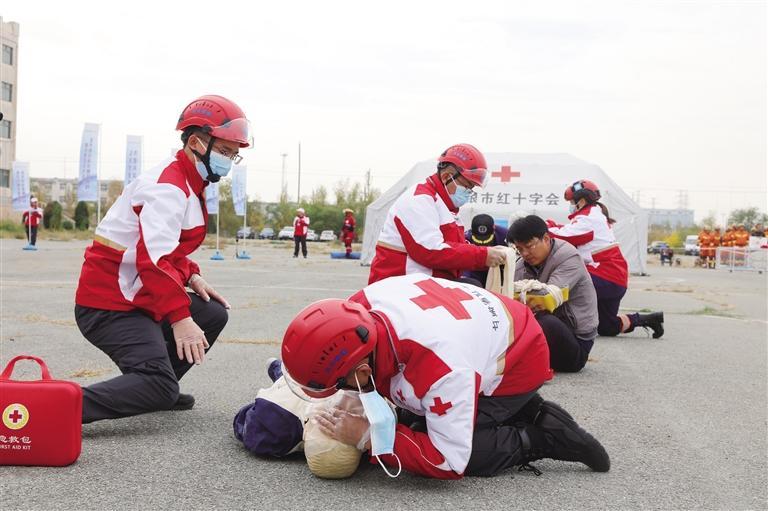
[232, 165, 247, 217]
[11, 161, 30, 212]
[125, 135, 143, 186]
[78, 123, 100, 201]
[205, 181, 219, 215]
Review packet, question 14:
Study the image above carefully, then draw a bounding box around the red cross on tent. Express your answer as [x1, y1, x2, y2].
[491, 165, 521, 183]
[410, 279, 473, 320]
[429, 397, 453, 416]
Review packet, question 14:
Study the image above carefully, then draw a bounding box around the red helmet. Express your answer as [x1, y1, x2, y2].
[176, 95, 252, 148]
[438, 143, 488, 187]
[564, 180, 601, 204]
[281, 299, 377, 399]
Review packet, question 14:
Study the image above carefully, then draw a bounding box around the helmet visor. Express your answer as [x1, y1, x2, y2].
[208, 118, 253, 148]
[459, 167, 488, 188]
[283, 365, 341, 403]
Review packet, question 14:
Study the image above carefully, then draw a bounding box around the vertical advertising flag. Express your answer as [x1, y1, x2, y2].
[78, 123, 100, 201]
[205, 181, 219, 215]
[124, 135, 143, 186]
[232, 165, 247, 217]
[11, 161, 30, 212]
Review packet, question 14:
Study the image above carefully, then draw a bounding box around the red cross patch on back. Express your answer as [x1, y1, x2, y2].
[410, 279, 473, 320]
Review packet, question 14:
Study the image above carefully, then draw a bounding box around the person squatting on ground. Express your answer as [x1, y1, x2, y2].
[463, 213, 509, 287]
[74, 95, 250, 423]
[22, 196, 43, 246]
[508, 215, 598, 373]
[368, 144, 507, 285]
[547, 180, 664, 339]
[341, 208, 356, 257]
[293, 208, 310, 258]
[278, 274, 610, 479]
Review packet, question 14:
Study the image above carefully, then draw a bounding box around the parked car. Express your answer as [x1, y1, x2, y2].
[684, 235, 700, 256]
[278, 226, 294, 240]
[236, 227, 254, 239]
[319, 230, 338, 242]
[647, 241, 670, 254]
[306, 229, 318, 242]
[258, 227, 275, 240]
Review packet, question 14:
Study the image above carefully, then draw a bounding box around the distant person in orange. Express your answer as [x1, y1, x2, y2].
[721, 225, 735, 247]
[733, 225, 749, 247]
[698, 227, 711, 267]
[709, 227, 722, 268]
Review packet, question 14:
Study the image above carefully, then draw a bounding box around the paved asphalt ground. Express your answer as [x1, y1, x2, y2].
[0, 238, 766, 510]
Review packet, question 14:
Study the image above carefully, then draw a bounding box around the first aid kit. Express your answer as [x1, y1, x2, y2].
[0, 355, 82, 466]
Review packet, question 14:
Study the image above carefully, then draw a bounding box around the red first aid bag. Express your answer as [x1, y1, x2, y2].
[0, 355, 82, 466]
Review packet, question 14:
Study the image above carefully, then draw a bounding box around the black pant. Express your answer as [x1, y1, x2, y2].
[535, 313, 593, 373]
[293, 235, 307, 257]
[399, 391, 542, 477]
[25, 225, 38, 245]
[75, 293, 228, 423]
[591, 274, 627, 336]
[465, 391, 543, 476]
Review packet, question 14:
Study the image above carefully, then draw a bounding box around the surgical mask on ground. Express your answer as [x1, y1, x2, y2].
[355, 372, 401, 478]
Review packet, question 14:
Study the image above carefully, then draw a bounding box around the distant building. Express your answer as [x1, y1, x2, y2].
[0, 17, 20, 220]
[31, 177, 121, 205]
[645, 208, 695, 228]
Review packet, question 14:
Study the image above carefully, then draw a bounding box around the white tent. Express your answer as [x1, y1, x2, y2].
[362, 153, 648, 275]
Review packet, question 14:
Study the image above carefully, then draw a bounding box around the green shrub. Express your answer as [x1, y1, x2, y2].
[74, 201, 90, 230]
[62, 220, 74, 230]
[44, 201, 63, 230]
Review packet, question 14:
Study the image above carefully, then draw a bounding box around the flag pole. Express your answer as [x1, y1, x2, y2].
[211, 212, 224, 260]
[237, 192, 251, 259]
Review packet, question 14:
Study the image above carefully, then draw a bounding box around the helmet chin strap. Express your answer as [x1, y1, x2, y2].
[191, 135, 221, 183]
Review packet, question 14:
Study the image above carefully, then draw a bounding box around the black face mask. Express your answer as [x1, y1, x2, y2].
[191, 135, 221, 183]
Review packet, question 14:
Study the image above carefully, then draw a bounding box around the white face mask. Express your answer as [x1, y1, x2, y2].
[355, 372, 402, 478]
[569, 203, 578, 214]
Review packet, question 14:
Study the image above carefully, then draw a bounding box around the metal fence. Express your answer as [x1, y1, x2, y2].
[715, 246, 767, 273]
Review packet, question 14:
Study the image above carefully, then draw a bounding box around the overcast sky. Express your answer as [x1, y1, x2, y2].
[3, 0, 766, 223]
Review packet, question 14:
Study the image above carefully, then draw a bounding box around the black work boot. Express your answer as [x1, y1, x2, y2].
[519, 400, 610, 472]
[637, 312, 664, 338]
[172, 393, 195, 411]
[625, 312, 665, 339]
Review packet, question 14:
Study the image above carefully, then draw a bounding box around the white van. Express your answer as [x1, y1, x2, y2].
[684, 235, 700, 256]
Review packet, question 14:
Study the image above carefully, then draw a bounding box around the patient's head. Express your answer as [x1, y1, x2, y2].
[507, 215, 552, 267]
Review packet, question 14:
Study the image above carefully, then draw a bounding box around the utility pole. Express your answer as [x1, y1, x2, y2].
[364, 168, 371, 201]
[297, 142, 302, 205]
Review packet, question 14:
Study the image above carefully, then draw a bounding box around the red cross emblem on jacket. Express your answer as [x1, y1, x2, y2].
[410, 279, 473, 320]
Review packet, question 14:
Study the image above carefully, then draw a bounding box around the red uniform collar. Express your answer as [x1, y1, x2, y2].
[371, 311, 403, 383]
[427, 173, 458, 213]
[176, 149, 207, 196]
[567, 204, 593, 221]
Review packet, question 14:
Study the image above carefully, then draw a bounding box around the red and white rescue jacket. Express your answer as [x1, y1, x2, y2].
[341, 215, 356, 242]
[368, 174, 487, 284]
[349, 273, 553, 479]
[293, 216, 310, 237]
[22, 208, 43, 227]
[548, 205, 628, 287]
[75, 150, 207, 324]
